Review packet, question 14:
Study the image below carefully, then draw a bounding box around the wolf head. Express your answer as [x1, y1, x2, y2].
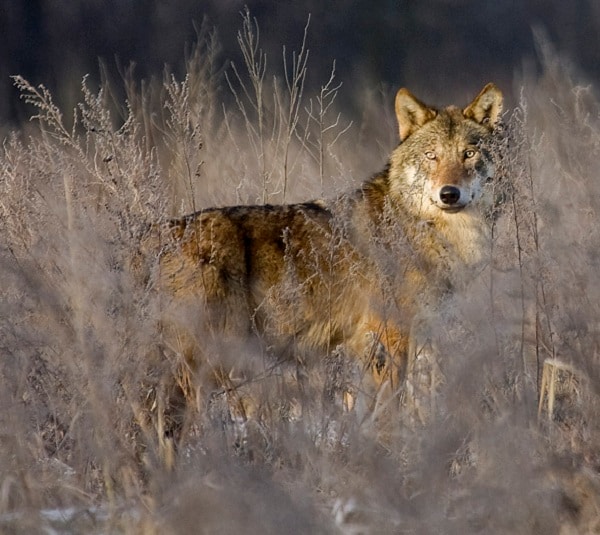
[388, 83, 503, 219]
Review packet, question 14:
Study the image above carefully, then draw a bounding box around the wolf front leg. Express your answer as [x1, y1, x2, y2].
[404, 314, 444, 424]
[343, 317, 408, 417]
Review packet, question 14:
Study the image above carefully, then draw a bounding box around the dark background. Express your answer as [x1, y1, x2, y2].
[1, 0, 599, 125]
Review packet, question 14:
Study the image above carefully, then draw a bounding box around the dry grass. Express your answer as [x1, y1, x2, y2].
[0, 21, 599, 534]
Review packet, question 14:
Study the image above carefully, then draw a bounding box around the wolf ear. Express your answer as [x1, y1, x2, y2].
[463, 83, 503, 128]
[395, 88, 438, 141]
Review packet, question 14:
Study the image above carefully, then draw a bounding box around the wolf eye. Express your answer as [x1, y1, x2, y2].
[425, 150, 436, 160]
[464, 149, 477, 159]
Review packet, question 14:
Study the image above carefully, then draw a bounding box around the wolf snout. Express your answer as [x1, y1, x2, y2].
[439, 185, 461, 206]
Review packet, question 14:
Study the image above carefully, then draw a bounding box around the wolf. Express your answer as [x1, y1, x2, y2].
[147, 83, 503, 417]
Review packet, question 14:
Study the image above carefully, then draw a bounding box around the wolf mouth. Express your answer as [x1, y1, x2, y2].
[439, 205, 466, 213]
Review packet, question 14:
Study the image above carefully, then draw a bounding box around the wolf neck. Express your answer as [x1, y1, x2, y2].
[358, 169, 491, 268]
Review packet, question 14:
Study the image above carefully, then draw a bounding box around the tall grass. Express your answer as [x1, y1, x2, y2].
[0, 19, 599, 533]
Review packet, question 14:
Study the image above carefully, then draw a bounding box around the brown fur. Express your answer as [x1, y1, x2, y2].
[145, 83, 503, 413]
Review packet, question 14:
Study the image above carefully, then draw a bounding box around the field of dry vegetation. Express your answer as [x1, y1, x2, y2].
[1, 16, 600, 534]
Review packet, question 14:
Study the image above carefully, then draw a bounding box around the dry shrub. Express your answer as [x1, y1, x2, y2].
[1, 19, 600, 534]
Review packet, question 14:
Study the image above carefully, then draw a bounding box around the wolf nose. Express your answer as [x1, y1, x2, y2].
[439, 185, 461, 205]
